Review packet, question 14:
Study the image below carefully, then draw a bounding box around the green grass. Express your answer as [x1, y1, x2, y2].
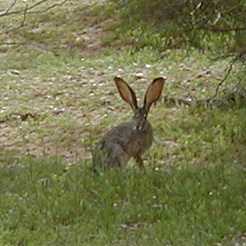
[0, 158, 245, 245]
[0, 1, 246, 245]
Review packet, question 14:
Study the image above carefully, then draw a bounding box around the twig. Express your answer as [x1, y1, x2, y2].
[0, 0, 68, 17]
[29, 0, 69, 14]
[0, 0, 49, 17]
[0, 0, 69, 34]
[162, 54, 242, 108]
[5, 4, 28, 33]
[209, 57, 238, 101]
[0, 0, 17, 17]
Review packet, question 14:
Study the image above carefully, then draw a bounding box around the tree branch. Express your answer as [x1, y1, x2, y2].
[0, 0, 49, 17]
[0, 0, 17, 17]
[0, 0, 69, 35]
[208, 56, 239, 102]
[28, 0, 69, 14]
[0, 0, 69, 17]
[5, 4, 28, 33]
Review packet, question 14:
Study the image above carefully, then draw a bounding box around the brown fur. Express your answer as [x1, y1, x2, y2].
[92, 77, 166, 169]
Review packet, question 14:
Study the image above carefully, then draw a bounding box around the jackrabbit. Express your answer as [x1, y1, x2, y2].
[92, 76, 165, 169]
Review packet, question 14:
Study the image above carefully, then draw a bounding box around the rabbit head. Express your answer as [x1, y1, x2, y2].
[114, 77, 166, 131]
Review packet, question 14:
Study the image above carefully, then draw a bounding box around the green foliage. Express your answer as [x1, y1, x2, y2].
[0, 158, 245, 245]
[110, 0, 246, 53]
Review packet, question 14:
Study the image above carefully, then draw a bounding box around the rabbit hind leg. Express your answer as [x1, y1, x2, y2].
[106, 143, 129, 168]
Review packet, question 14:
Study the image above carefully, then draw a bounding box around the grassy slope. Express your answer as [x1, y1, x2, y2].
[0, 1, 245, 245]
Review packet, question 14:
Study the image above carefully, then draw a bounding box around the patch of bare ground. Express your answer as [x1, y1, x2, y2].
[0, 1, 118, 162]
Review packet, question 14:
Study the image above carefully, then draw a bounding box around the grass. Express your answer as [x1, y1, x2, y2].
[0, 158, 245, 245]
[0, 0, 246, 245]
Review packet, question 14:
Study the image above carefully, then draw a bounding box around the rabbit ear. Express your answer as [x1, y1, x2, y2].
[144, 77, 165, 112]
[114, 77, 138, 110]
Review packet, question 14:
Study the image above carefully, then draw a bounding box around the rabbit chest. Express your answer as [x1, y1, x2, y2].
[126, 125, 153, 157]
[104, 120, 153, 157]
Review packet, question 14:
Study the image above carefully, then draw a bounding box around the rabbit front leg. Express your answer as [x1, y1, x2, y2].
[135, 155, 144, 168]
